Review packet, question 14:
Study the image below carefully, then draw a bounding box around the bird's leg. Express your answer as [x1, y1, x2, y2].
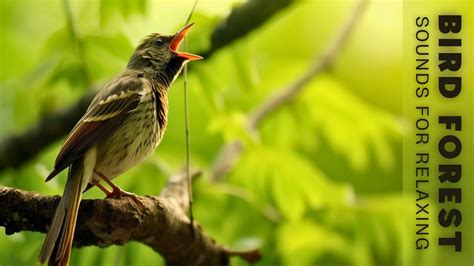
[92, 180, 112, 195]
[94, 170, 144, 207]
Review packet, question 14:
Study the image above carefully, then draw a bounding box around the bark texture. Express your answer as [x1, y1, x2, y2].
[0, 173, 260, 266]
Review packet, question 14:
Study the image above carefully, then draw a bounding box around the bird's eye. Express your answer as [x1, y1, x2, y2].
[154, 38, 164, 46]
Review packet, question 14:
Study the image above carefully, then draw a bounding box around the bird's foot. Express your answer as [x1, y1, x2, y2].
[93, 171, 145, 208]
[107, 187, 145, 208]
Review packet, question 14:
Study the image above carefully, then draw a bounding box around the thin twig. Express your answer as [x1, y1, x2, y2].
[183, 47, 194, 235]
[182, 0, 200, 237]
[62, 0, 90, 86]
[211, 0, 368, 180]
[248, 0, 368, 129]
[184, 0, 199, 26]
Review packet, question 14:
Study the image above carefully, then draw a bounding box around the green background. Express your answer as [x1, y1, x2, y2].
[0, 0, 472, 265]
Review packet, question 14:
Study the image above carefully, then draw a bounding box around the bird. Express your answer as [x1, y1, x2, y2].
[38, 23, 202, 266]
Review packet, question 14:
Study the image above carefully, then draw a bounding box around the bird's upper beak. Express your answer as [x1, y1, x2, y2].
[169, 23, 203, 61]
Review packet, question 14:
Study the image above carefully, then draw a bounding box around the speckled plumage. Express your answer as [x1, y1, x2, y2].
[95, 73, 167, 179]
[39, 24, 201, 266]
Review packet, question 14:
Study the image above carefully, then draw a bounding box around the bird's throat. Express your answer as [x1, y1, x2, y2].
[155, 56, 187, 89]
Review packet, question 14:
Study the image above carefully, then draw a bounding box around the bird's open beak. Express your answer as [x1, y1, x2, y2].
[170, 23, 203, 61]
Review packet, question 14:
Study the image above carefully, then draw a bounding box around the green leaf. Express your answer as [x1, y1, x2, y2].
[277, 220, 351, 266]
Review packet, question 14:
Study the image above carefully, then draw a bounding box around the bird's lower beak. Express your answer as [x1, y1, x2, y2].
[170, 23, 203, 61]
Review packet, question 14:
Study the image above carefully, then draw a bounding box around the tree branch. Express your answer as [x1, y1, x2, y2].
[0, 0, 295, 172]
[0, 171, 260, 266]
[211, 0, 368, 180]
[201, 0, 292, 58]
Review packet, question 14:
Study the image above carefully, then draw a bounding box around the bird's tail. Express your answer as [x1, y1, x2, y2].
[38, 153, 94, 266]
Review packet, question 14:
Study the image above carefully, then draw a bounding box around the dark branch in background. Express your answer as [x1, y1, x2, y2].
[202, 0, 292, 58]
[0, 90, 97, 170]
[211, 0, 368, 180]
[0, 0, 295, 172]
[0, 171, 260, 266]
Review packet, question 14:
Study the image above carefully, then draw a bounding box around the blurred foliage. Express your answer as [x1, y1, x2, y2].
[0, 0, 416, 265]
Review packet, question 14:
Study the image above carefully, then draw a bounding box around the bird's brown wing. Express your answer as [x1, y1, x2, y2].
[46, 72, 149, 181]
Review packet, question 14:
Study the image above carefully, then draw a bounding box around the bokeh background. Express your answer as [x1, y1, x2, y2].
[0, 0, 470, 265]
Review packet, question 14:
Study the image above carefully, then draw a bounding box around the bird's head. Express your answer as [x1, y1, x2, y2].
[127, 23, 202, 83]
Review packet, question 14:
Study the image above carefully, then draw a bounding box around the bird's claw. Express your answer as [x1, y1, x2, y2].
[106, 188, 145, 209]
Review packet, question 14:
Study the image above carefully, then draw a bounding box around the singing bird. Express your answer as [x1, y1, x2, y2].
[38, 24, 202, 266]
